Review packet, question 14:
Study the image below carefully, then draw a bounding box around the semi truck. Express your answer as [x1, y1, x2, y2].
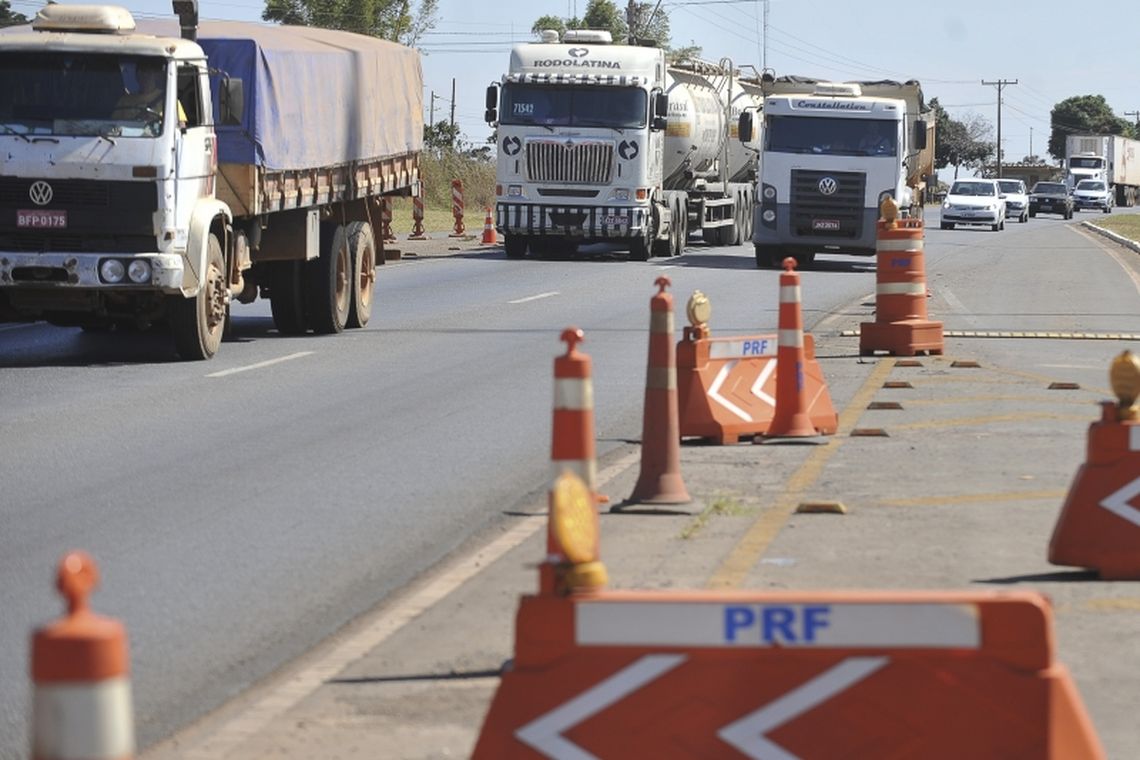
[0, 2, 422, 359]
[484, 29, 760, 261]
[1064, 134, 1140, 207]
[738, 75, 934, 269]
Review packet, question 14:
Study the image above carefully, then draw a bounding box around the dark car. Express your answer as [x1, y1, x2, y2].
[1028, 182, 1074, 219]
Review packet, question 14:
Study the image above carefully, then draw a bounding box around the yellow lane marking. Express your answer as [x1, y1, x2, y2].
[1083, 598, 1140, 612]
[906, 376, 1030, 386]
[879, 490, 1067, 508]
[707, 358, 896, 589]
[987, 363, 1112, 396]
[904, 395, 1096, 407]
[891, 412, 1092, 431]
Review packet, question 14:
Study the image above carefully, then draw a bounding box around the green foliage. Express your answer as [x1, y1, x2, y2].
[531, 15, 567, 37]
[424, 120, 461, 153]
[262, 0, 438, 46]
[628, 2, 668, 46]
[1048, 95, 1136, 159]
[0, 0, 28, 27]
[930, 97, 993, 177]
[581, 0, 627, 41]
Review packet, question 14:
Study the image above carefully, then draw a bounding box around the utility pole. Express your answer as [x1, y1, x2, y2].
[1126, 110, 1140, 131]
[982, 78, 1017, 178]
[429, 90, 439, 126]
[1029, 127, 1032, 162]
[449, 78, 456, 134]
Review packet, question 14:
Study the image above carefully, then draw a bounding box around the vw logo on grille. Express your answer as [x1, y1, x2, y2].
[818, 177, 838, 196]
[29, 180, 54, 206]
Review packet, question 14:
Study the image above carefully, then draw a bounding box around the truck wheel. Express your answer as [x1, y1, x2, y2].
[629, 232, 651, 261]
[270, 261, 308, 335]
[717, 218, 737, 247]
[170, 233, 226, 360]
[504, 234, 527, 259]
[306, 223, 351, 334]
[346, 221, 375, 329]
[754, 244, 780, 269]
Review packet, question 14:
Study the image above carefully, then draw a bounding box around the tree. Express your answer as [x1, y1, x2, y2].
[627, 2, 668, 47]
[930, 98, 993, 179]
[1048, 95, 1135, 160]
[263, 0, 439, 47]
[424, 120, 460, 153]
[0, 0, 28, 27]
[581, 0, 627, 42]
[531, 14, 568, 38]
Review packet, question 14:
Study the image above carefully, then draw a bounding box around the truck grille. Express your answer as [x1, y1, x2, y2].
[790, 170, 866, 239]
[0, 177, 157, 253]
[526, 141, 613, 184]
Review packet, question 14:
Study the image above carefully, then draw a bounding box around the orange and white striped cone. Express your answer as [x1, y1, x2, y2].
[409, 185, 429, 240]
[481, 207, 497, 245]
[761, 257, 821, 441]
[380, 197, 397, 243]
[629, 276, 691, 505]
[449, 179, 466, 237]
[551, 328, 607, 505]
[31, 551, 134, 760]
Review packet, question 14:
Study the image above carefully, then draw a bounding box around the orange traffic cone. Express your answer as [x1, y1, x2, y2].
[482, 207, 497, 245]
[31, 551, 134, 760]
[628, 276, 691, 505]
[551, 328, 607, 504]
[761, 257, 821, 441]
[1048, 351, 1140, 579]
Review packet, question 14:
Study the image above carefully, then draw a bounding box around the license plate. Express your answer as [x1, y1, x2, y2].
[812, 219, 840, 231]
[17, 209, 67, 228]
[602, 215, 627, 225]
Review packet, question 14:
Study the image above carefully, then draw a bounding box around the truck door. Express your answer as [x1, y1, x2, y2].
[173, 63, 213, 238]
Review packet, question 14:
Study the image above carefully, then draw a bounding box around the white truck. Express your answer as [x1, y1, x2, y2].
[485, 29, 760, 260]
[0, 2, 422, 359]
[1064, 134, 1140, 207]
[738, 75, 934, 268]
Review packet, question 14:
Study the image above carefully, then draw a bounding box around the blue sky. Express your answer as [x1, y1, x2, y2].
[10, 0, 1137, 171]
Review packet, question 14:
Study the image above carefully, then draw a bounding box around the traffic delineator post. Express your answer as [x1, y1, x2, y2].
[551, 328, 607, 504]
[760, 257, 828, 440]
[1048, 351, 1140, 579]
[628, 276, 691, 505]
[677, 290, 838, 444]
[31, 551, 135, 760]
[860, 199, 944, 357]
[473, 475, 1105, 759]
[481, 207, 497, 245]
[408, 184, 429, 240]
[449, 179, 466, 237]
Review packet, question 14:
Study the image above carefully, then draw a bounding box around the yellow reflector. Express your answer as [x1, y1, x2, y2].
[550, 471, 598, 565]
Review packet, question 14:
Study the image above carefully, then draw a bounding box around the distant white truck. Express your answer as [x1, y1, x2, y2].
[1064, 134, 1140, 207]
[737, 75, 934, 269]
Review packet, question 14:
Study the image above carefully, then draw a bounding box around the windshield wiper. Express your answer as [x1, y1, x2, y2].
[0, 123, 31, 143]
[573, 120, 625, 134]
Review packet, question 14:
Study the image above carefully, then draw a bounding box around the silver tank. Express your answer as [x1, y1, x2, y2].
[662, 61, 762, 190]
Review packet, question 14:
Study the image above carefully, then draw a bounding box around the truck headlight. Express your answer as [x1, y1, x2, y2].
[99, 259, 126, 284]
[762, 209, 776, 223]
[128, 260, 152, 284]
[507, 185, 522, 197]
[762, 184, 776, 200]
[614, 188, 630, 201]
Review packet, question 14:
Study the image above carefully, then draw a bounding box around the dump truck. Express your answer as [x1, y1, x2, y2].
[738, 75, 934, 268]
[0, 2, 422, 359]
[485, 29, 761, 260]
[1064, 134, 1140, 207]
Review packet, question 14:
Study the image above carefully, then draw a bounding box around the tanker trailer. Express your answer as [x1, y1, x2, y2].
[485, 30, 757, 260]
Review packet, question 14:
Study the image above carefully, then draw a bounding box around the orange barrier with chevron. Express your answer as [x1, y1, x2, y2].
[472, 473, 1105, 759]
[1049, 351, 1140, 579]
[676, 291, 837, 444]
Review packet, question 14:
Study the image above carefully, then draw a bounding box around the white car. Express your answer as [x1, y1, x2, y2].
[1072, 179, 1113, 213]
[940, 178, 1006, 231]
[997, 178, 1029, 223]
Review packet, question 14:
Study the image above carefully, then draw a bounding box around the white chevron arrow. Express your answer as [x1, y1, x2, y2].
[515, 654, 687, 759]
[717, 656, 889, 760]
[1100, 475, 1140, 527]
[708, 359, 778, 422]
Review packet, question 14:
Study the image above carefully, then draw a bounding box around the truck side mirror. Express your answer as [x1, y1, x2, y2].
[739, 111, 754, 143]
[485, 84, 499, 124]
[221, 77, 243, 126]
[650, 92, 668, 131]
[914, 119, 928, 150]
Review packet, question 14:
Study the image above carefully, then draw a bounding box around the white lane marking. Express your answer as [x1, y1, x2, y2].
[718, 656, 889, 759]
[515, 654, 687, 760]
[170, 449, 643, 759]
[1100, 476, 1140, 527]
[509, 291, 560, 304]
[206, 351, 314, 378]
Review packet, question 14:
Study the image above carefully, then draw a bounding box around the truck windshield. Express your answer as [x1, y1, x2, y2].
[0, 53, 169, 138]
[1069, 157, 1103, 169]
[1076, 181, 1105, 191]
[500, 83, 647, 129]
[765, 115, 897, 157]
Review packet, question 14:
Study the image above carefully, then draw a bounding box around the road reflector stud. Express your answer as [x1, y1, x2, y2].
[796, 501, 848, 514]
[1049, 382, 1081, 390]
[851, 428, 889, 437]
[883, 381, 913, 389]
[868, 401, 903, 410]
[1049, 351, 1140, 579]
[952, 360, 981, 368]
[677, 287, 837, 444]
[896, 359, 923, 367]
[860, 215, 944, 357]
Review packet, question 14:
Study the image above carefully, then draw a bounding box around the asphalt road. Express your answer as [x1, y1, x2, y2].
[2, 207, 1138, 758]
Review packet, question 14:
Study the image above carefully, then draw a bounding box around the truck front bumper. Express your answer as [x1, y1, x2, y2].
[497, 202, 649, 240]
[752, 204, 879, 256]
[0, 251, 186, 292]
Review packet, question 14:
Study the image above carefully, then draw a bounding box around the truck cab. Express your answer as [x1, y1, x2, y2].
[1066, 153, 1108, 190]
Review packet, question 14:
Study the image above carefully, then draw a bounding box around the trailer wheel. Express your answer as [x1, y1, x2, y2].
[346, 221, 375, 329]
[170, 233, 226, 360]
[270, 261, 308, 335]
[754, 244, 781, 269]
[306, 223, 351, 334]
